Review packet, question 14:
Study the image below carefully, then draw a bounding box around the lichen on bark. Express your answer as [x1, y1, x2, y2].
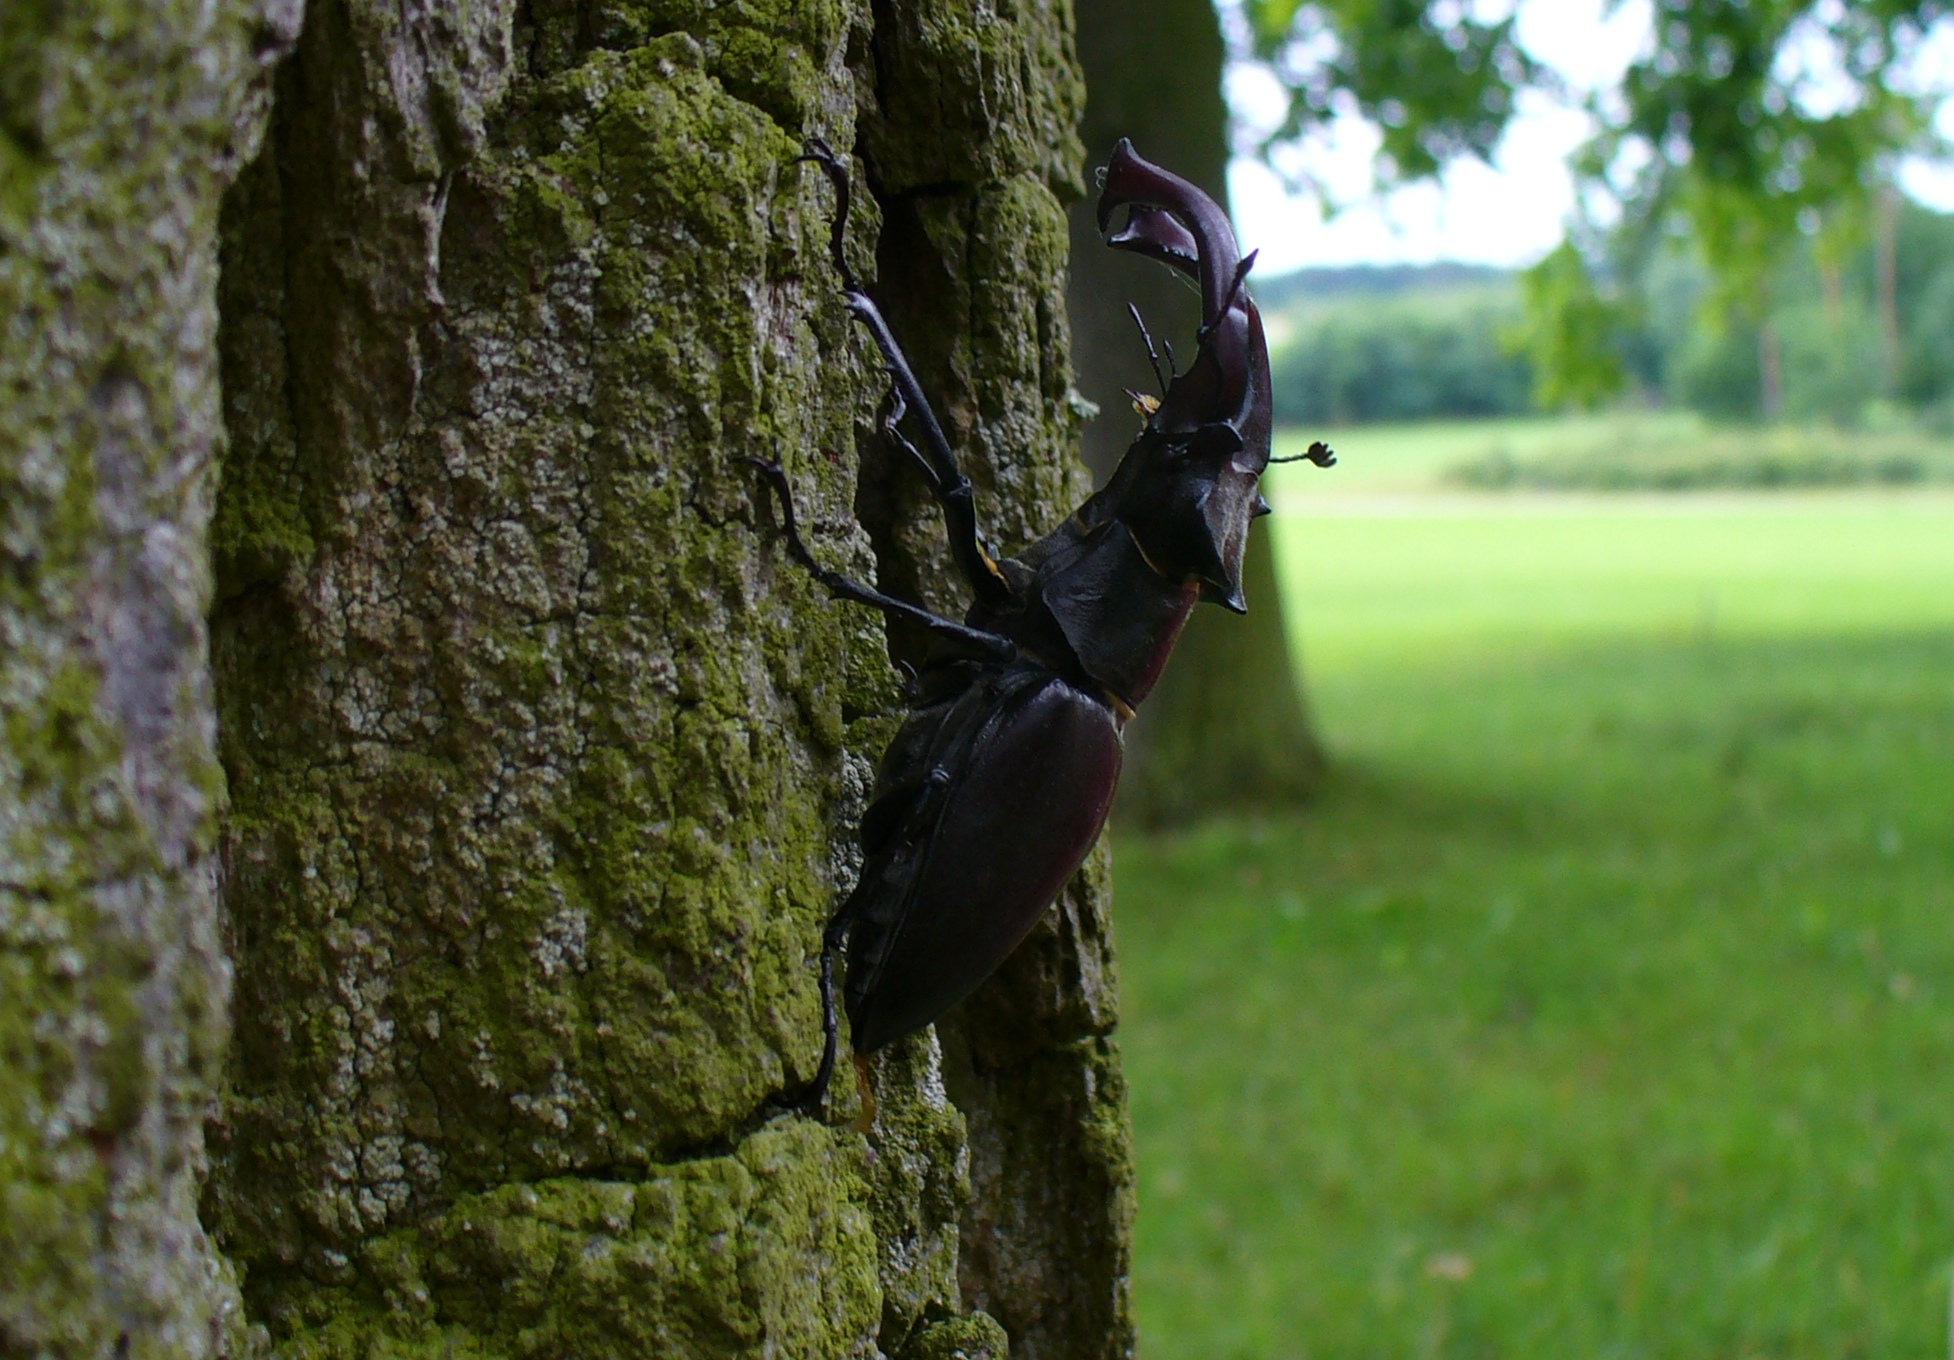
[208, 0, 1130, 1355]
[1, 0, 296, 1354]
[243, 1119, 881, 1359]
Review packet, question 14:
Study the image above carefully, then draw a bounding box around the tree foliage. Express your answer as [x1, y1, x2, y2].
[1245, 0, 1536, 179]
[1243, 0, 1953, 401]
[1511, 240, 1632, 410]
[1269, 284, 1533, 423]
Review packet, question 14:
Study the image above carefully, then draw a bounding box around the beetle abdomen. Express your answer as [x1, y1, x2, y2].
[845, 670, 1122, 1053]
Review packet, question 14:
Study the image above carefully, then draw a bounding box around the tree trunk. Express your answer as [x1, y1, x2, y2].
[205, 2, 1131, 1358]
[1875, 179, 1901, 390]
[1759, 320, 1785, 422]
[1068, 0, 1324, 827]
[0, 3, 293, 1356]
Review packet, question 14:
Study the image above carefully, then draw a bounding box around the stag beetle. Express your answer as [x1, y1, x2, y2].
[747, 138, 1334, 1110]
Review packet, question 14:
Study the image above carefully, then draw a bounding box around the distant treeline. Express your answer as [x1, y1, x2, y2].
[1259, 202, 1954, 428]
[1263, 284, 1532, 423]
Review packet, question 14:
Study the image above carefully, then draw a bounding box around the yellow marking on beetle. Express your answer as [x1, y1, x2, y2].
[1127, 389, 1161, 417]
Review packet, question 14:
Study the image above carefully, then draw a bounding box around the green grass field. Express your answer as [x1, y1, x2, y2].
[1268, 416, 1954, 497]
[1116, 418, 1954, 1358]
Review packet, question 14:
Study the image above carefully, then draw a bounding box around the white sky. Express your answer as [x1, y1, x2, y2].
[1228, 0, 1954, 273]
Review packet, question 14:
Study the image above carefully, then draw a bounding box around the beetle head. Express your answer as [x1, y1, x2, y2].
[1091, 138, 1273, 613]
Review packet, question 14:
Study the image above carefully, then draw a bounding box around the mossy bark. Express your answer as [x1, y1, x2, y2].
[207, 1, 1130, 1357]
[1068, 0, 1324, 826]
[0, 2, 295, 1356]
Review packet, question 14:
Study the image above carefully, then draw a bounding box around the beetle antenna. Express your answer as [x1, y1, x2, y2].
[1127, 303, 1171, 397]
[1268, 439, 1337, 467]
[796, 138, 860, 293]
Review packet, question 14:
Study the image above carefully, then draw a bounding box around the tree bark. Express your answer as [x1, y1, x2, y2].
[1068, 0, 1324, 826]
[0, 3, 294, 1356]
[206, 1, 1130, 1358]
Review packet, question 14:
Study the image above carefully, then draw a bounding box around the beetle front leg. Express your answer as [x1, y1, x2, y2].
[798, 141, 1018, 613]
[742, 457, 1015, 662]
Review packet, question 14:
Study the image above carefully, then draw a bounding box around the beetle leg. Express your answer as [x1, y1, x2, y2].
[798, 141, 1018, 613]
[791, 872, 873, 1115]
[879, 387, 944, 505]
[743, 457, 1015, 662]
[789, 920, 844, 1115]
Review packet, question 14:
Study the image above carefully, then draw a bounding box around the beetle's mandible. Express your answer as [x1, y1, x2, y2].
[746, 138, 1335, 1110]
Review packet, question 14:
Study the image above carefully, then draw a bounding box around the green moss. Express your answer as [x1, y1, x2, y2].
[0, 669, 150, 1353]
[699, 0, 851, 128]
[207, 444, 318, 597]
[4, 0, 287, 1345]
[4, 663, 127, 871]
[253, 1120, 878, 1359]
[861, 0, 1084, 196]
[863, 1032, 972, 1349]
[902, 1312, 1010, 1360]
[522, 0, 853, 129]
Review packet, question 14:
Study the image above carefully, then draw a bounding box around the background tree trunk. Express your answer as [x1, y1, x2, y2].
[1069, 0, 1324, 825]
[0, 3, 293, 1356]
[205, 1, 1131, 1358]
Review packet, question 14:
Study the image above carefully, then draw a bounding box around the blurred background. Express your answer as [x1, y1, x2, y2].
[1073, 0, 1954, 1354]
